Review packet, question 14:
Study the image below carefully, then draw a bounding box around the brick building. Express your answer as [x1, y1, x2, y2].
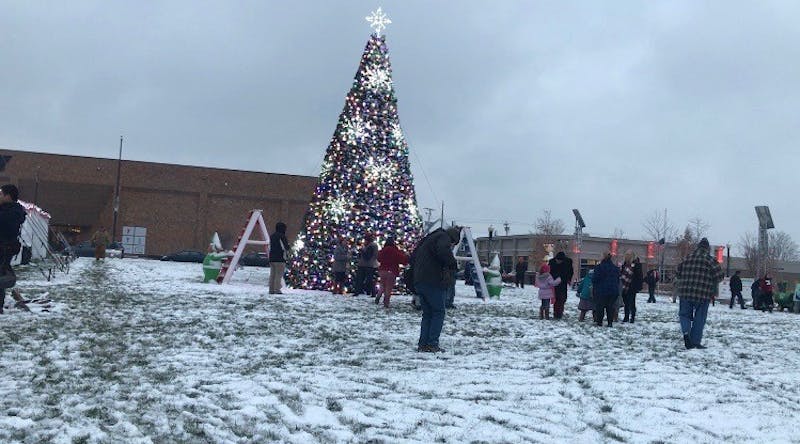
[0, 149, 317, 256]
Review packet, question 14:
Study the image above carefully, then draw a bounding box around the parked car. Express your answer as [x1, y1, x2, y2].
[161, 250, 205, 263]
[69, 241, 95, 258]
[67, 241, 124, 258]
[107, 242, 125, 258]
[240, 252, 269, 267]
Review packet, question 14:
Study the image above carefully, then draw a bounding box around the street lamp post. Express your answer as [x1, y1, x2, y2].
[726, 243, 731, 277]
[111, 136, 123, 241]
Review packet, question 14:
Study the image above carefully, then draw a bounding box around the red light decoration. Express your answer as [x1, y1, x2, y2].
[610, 239, 618, 256]
[715, 246, 724, 263]
[647, 242, 655, 259]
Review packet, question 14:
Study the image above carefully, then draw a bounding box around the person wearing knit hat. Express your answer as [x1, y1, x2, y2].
[675, 237, 724, 349]
[412, 226, 461, 353]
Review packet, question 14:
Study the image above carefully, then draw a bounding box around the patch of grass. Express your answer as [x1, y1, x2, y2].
[326, 398, 343, 412]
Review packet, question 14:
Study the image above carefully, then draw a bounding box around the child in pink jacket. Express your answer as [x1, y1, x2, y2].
[535, 264, 562, 320]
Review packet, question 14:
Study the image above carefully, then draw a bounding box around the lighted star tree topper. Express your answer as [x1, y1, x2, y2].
[287, 8, 423, 290]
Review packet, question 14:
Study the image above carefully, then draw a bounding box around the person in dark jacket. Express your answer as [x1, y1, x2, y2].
[514, 257, 528, 288]
[331, 236, 350, 295]
[268, 222, 289, 294]
[751, 278, 761, 310]
[0, 185, 26, 314]
[645, 269, 659, 303]
[413, 227, 460, 352]
[620, 253, 644, 323]
[676, 238, 724, 349]
[729, 270, 745, 309]
[353, 233, 379, 297]
[592, 252, 620, 327]
[548, 252, 574, 319]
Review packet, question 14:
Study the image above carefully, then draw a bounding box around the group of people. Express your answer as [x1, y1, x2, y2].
[330, 233, 411, 308]
[537, 250, 644, 325]
[534, 238, 724, 349]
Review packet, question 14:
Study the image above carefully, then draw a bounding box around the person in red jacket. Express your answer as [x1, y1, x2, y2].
[760, 273, 774, 312]
[375, 237, 409, 307]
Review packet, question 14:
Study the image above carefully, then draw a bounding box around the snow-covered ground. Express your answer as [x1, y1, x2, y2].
[1, 258, 799, 443]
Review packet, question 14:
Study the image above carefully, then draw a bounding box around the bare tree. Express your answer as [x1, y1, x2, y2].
[642, 210, 678, 242]
[737, 232, 759, 277]
[676, 227, 694, 262]
[769, 231, 800, 262]
[612, 227, 626, 239]
[535, 210, 565, 235]
[531, 210, 566, 265]
[687, 216, 710, 241]
[737, 230, 799, 276]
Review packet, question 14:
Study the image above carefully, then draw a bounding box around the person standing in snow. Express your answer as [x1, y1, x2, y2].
[331, 236, 350, 295]
[645, 269, 659, 303]
[759, 274, 774, 312]
[535, 264, 561, 320]
[375, 237, 408, 307]
[353, 233, 379, 298]
[592, 252, 620, 327]
[413, 226, 460, 353]
[728, 270, 745, 309]
[268, 222, 289, 294]
[576, 269, 594, 321]
[620, 252, 644, 323]
[548, 252, 574, 319]
[751, 278, 762, 310]
[91, 226, 110, 261]
[676, 238, 724, 349]
[514, 257, 528, 288]
[0, 185, 26, 314]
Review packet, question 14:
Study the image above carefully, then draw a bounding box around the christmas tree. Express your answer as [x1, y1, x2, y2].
[287, 9, 423, 291]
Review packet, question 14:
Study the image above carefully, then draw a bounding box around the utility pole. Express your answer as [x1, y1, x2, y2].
[33, 167, 40, 206]
[112, 136, 123, 241]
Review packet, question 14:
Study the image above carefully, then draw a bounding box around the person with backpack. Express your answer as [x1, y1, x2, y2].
[412, 227, 460, 353]
[268, 222, 289, 294]
[576, 269, 594, 321]
[535, 264, 561, 320]
[0, 185, 26, 314]
[353, 233, 379, 297]
[375, 237, 408, 307]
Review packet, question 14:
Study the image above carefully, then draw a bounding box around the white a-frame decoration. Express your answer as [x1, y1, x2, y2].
[452, 227, 488, 301]
[217, 209, 271, 284]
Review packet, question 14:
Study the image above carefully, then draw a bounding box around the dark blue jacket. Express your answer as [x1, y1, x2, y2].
[0, 202, 25, 244]
[592, 258, 620, 297]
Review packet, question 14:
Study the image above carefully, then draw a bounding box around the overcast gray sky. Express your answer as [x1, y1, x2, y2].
[1, 1, 798, 251]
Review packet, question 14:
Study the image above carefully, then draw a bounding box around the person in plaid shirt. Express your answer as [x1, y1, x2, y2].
[675, 238, 724, 349]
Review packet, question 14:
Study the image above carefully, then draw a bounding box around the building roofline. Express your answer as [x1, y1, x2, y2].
[0, 147, 317, 180]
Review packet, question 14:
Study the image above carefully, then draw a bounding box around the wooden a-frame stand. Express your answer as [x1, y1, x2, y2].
[217, 209, 271, 284]
[452, 227, 488, 301]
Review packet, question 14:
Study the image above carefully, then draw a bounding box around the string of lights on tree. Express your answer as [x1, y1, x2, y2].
[287, 8, 423, 290]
